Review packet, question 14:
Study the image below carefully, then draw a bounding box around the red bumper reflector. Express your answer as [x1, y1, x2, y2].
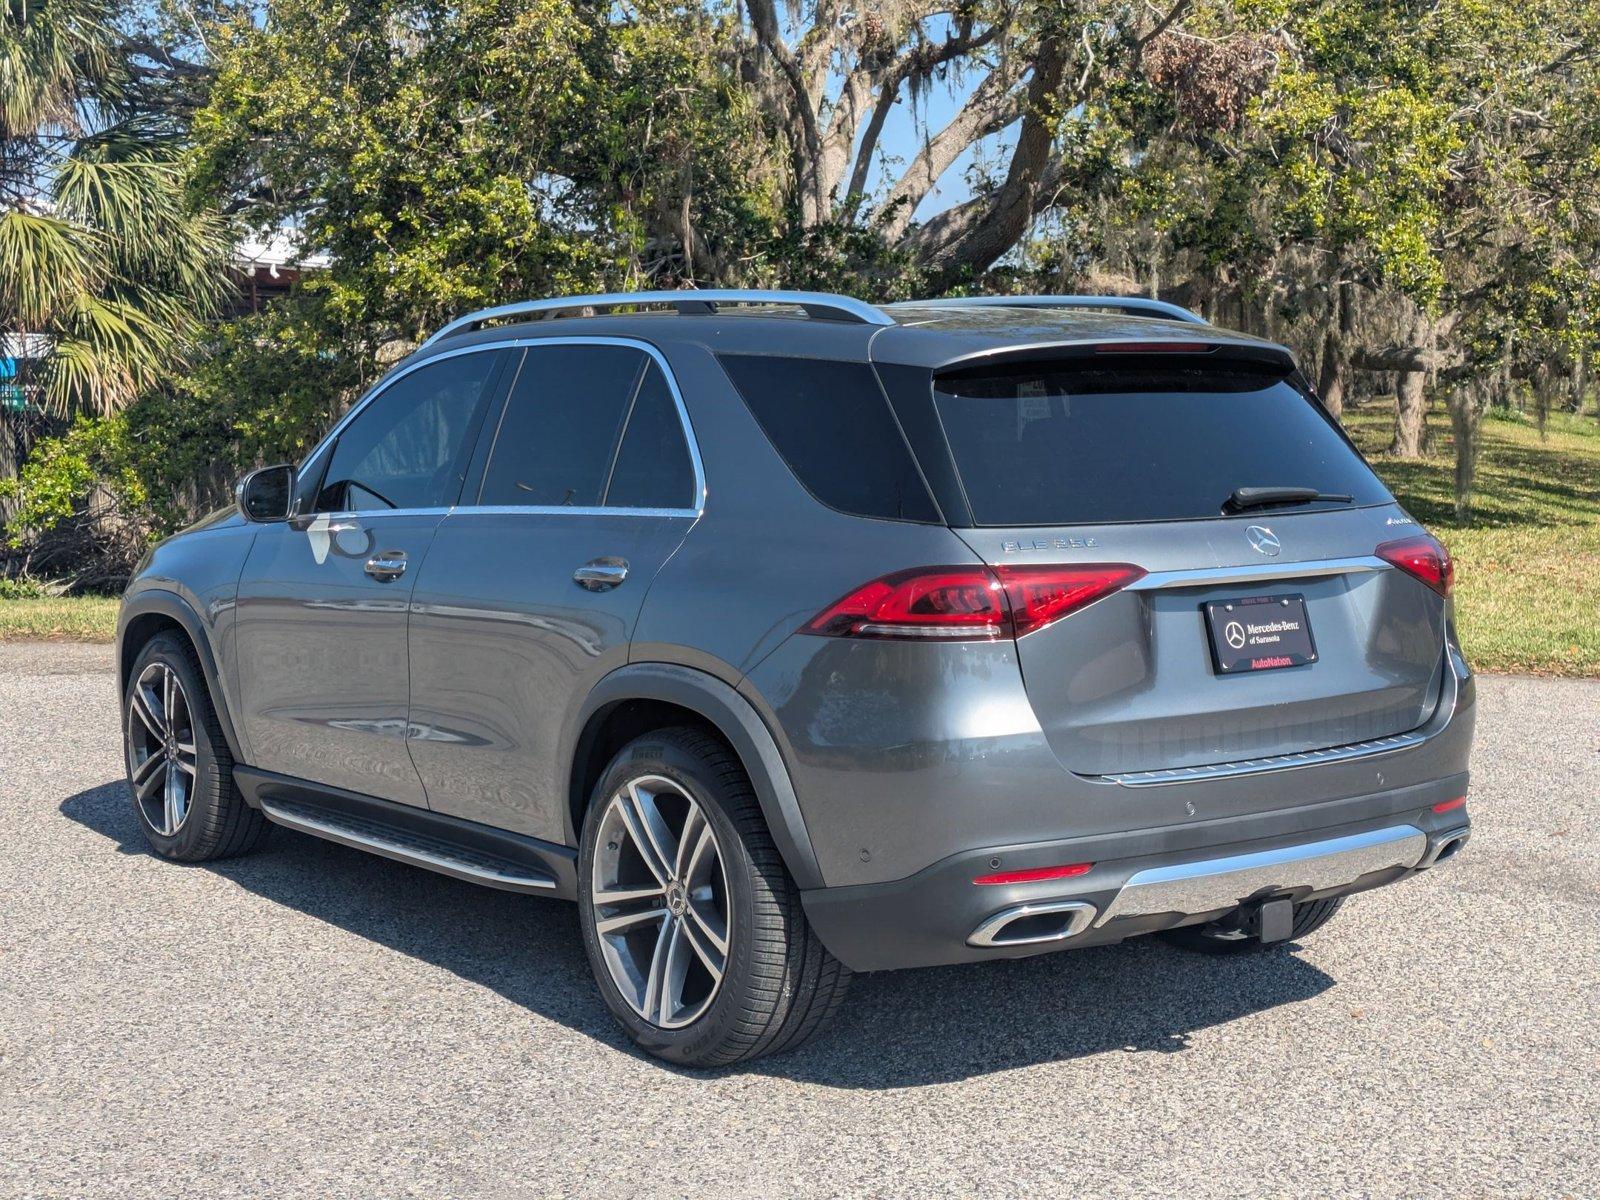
[972, 862, 1094, 886]
[1432, 797, 1467, 814]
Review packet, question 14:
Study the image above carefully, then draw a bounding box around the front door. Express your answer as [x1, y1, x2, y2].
[406, 341, 701, 841]
[233, 348, 506, 804]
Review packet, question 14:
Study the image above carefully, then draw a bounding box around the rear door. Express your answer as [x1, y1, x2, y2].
[234, 348, 505, 803]
[405, 340, 701, 842]
[921, 355, 1446, 776]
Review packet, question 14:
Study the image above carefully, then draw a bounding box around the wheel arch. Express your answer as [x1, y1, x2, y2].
[118, 590, 244, 762]
[567, 663, 824, 890]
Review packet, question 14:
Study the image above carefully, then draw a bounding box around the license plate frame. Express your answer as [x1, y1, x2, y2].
[1203, 593, 1317, 674]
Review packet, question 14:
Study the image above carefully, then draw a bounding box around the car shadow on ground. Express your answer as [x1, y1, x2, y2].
[62, 781, 1336, 1089]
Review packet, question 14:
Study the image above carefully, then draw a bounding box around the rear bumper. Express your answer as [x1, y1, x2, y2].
[802, 773, 1470, 971]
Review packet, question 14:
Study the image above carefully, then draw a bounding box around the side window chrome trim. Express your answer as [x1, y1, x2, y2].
[299, 336, 706, 519]
[459, 505, 698, 519]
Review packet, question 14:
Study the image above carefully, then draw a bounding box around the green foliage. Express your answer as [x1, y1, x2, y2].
[1, 0, 232, 416]
[0, 413, 148, 551]
[192, 0, 614, 342]
[0, 299, 361, 570]
[189, 0, 790, 342]
[0, 576, 50, 599]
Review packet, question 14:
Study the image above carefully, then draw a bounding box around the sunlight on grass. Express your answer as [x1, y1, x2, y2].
[1347, 404, 1600, 676]
[0, 597, 119, 642]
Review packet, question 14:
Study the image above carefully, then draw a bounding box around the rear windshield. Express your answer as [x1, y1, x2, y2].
[932, 362, 1391, 526]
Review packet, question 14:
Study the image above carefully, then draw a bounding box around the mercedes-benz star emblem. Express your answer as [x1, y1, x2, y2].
[1246, 525, 1281, 556]
[1225, 620, 1247, 649]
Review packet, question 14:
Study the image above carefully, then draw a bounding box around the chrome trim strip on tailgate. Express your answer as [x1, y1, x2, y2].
[1095, 824, 1427, 927]
[1100, 730, 1429, 787]
[1127, 555, 1386, 591]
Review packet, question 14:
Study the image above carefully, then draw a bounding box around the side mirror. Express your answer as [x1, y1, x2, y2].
[236, 464, 295, 523]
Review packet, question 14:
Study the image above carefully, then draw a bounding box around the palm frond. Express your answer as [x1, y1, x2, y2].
[0, 0, 121, 137]
[0, 209, 100, 327]
[41, 292, 177, 416]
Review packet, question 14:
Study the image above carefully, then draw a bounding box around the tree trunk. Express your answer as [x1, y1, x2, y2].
[1390, 370, 1428, 457]
[1448, 382, 1490, 522]
[1533, 361, 1553, 440]
[1387, 313, 1431, 457]
[1316, 278, 1353, 420]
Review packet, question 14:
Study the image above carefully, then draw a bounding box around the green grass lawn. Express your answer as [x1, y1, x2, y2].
[0, 594, 120, 642]
[1346, 402, 1600, 677]
[2, 402, 1596, 673]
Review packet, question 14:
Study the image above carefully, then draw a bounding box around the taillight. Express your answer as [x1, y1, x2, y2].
[995, 564, 1146, 636]
[802, 563, 1145, 641]
[802, 567, 1007, 639]
[1377, 534, 1454, 597]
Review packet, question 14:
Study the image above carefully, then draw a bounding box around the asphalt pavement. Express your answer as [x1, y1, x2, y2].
[1, 641, 1596, 1198]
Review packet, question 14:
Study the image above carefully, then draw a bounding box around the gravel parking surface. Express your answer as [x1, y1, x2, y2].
[2, 642, 1596, 1198]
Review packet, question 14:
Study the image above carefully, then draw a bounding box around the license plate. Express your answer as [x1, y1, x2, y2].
[1204, 593, 1317, 674]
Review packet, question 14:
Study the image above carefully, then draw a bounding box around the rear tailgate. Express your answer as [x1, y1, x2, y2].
[956, 511, 1445, 775]
[927, 353, 1448, 776]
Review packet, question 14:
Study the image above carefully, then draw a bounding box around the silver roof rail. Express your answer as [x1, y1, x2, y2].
[892, 295, 1209, 325]
[423, 289, 893, 346]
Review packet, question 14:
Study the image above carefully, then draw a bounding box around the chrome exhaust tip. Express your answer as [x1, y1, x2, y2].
[968, 900, 1097, 948]
[1418, 829, 1470, 869]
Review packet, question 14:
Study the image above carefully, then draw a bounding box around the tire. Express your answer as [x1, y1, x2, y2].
[1159, 897, 1345, 954]
[577, 726, 850, 1067]
[123, 632, 269, 862]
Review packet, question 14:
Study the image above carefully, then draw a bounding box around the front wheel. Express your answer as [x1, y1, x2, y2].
[577, 727, 849, 1067]
[123, 632, 268, 862]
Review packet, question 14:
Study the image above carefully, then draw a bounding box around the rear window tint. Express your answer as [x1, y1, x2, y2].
[933, 363, 1392, 526]
[719, 354, 940, 524]
[605, 362, 696, 510]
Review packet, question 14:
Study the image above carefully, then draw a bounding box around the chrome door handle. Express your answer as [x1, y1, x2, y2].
[573, 557, 629, 592]
[364, 552, 408, 581]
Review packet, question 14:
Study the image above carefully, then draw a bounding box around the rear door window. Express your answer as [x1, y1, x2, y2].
[604, 362, 697, 510]
[932, 362, 1392, 526]
[718, 354, 939, 523]
[477, 344, 646, 507]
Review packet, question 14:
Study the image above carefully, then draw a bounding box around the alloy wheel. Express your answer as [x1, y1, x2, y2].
[589, 774, 730, 1029]
[126, 661, 198, 836]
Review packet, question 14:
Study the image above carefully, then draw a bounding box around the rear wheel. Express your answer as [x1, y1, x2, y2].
[123, 632, 268, 862]
[1159, 897, 1345, 954]
[577, 727, 850, 1067]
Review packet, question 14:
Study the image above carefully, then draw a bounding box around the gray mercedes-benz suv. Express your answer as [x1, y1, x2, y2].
[117, 289, 1474, 1066]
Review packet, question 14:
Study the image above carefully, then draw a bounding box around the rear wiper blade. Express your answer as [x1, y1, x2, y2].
[1224, 486, 1355, 513]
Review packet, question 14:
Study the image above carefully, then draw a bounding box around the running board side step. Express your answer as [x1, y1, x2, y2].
[236, 766, 576, 897]
[259, 799, 559, 893]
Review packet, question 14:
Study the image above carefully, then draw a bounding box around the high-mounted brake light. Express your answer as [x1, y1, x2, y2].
[1376, 534, 1454, 597]
[972, 862, 1094, 886]
[802, 563, 1145, 641]
[1094, 341, 1216, 354]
